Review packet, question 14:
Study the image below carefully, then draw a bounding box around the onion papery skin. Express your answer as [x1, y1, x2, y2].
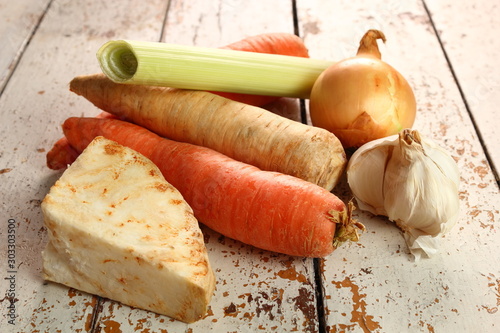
[309, 56, 417, 149]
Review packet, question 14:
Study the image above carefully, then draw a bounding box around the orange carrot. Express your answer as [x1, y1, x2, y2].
[214, 33, 310, 106]
[46, 136, 80, 170]
[221, 32, 309, 56]
[46, 111, 118, 169]
[61, 117, 363, 257]
[69, 74, 346, 191]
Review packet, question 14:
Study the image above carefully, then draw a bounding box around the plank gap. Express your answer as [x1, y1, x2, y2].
[422, 0, 500, 188]
[89, 296, 104, 333]
[291, 0, 301, 37]
[292, 0, 309, 126]
[158, 0, 173, 43]
[313, 258, 327, 333]
[293, 5, 325, 330]
[0, 0, 55, 97]
[299, 99, 308, 125]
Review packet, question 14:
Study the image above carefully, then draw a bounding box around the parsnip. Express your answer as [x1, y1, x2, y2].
[70, 74, 346, 191]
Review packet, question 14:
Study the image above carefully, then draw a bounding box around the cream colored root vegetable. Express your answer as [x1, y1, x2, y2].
[42, 137, 215, 323]
[69, 74, 347, 191]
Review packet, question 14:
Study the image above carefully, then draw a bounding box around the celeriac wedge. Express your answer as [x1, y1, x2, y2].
[41, 136, 215, 323]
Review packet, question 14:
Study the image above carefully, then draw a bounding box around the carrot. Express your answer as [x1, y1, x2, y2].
[46, 111, 117, 169]
[46, 136, 81, 170]
[221, 32, 309, 56]
[69, 74, 346, 191]
[213, 33, 310, 106]
[61, 117, 363, 257]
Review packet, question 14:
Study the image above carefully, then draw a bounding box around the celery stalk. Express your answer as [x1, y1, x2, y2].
[96, 40, 334, 99]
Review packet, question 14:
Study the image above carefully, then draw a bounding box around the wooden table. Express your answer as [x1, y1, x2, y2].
[1, 0, 499, 332]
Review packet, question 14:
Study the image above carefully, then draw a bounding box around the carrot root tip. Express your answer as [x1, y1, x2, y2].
[331, 200, 365, 248]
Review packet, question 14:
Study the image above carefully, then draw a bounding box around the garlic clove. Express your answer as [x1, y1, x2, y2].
[384, 135, 459, 236]
[420, 136, 460, 188]
[346, 136, 398, 216]
[347, 129, 460, 260]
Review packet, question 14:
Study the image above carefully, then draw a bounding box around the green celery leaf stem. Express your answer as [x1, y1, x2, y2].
[97, 40, 334, 99]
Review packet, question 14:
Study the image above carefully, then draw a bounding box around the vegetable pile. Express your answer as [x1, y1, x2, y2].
[47, 30, 459, 261]
[48, 33, 364, 259]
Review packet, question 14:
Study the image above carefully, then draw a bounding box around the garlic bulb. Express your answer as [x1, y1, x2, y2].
[346, 129, 460, 260]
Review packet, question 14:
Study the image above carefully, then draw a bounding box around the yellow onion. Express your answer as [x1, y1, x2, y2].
[309, 30, 417, 148]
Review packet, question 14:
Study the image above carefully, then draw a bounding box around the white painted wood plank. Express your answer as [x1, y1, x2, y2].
[90, 0, 319, 331]
[0, 0, 50, 93]
[424, 0, 500, 181]
[161, 0, 297, 47]
[296, 0, 500, 332]
[0, 0, 168, 332]
[4, 0, 497, 332]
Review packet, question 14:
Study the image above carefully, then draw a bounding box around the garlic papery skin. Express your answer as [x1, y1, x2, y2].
[346, 129, 460, 260]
